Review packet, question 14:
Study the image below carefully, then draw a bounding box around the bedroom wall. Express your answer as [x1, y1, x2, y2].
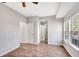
[0, 3, 26, 56]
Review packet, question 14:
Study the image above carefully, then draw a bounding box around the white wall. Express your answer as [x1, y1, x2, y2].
[48, 16, 62, 45]
[64, 3, 79, 21]
[0, 3, 26, 56]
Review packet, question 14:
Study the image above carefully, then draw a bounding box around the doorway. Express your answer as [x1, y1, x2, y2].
[40, 21, 48, 44]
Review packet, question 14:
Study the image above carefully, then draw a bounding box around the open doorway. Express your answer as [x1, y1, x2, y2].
[40, 21, 48, 44]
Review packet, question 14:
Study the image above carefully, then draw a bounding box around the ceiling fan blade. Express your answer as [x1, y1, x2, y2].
[22, 2, 26, 7]
[2, 2, 6, 3]
[32, 2, 38, 5]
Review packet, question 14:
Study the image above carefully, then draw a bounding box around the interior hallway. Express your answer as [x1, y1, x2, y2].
[3, 43, 71, 57]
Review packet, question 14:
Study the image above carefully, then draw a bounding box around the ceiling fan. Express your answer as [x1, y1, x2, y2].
[2, 2, 38, 7]
[22, 2, 38, 7]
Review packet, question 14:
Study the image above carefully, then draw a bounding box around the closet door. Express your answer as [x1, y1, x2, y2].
[20, 22, 34, 44]
[27, 23, 34, 43]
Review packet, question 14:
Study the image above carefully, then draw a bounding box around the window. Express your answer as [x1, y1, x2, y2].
[64, 13, 79, 50]
[71, 15, 79, 48]
[64, 20, 69, 42]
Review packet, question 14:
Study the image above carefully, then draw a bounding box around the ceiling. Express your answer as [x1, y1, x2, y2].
[3, 2, 77, 18]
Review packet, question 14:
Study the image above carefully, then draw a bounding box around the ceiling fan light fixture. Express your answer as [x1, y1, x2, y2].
[22, 2, 26, 7]
[32, 2, 38, 4]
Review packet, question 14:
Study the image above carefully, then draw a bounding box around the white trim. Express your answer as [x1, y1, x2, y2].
[69, 43, 79, 51]
[63, 43, 72, 57]
[64, 39, 79, 51]
[48, 43, 63, 46]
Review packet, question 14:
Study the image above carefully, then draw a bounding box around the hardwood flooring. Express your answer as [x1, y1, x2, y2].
[3, 43, 71, 57]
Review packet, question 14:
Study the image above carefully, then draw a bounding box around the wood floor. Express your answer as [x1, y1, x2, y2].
[3, 43, 71, 57]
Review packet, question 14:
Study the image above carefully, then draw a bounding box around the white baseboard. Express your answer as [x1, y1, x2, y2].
[48, 43, 63, 46]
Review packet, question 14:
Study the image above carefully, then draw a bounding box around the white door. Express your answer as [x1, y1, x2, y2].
[20, 22, 34, 44]
[27, 23, 34, 43]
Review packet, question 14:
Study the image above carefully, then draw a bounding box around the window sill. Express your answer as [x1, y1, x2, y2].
[69, 43, 79, 51]
[64, 40, 79, 51]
